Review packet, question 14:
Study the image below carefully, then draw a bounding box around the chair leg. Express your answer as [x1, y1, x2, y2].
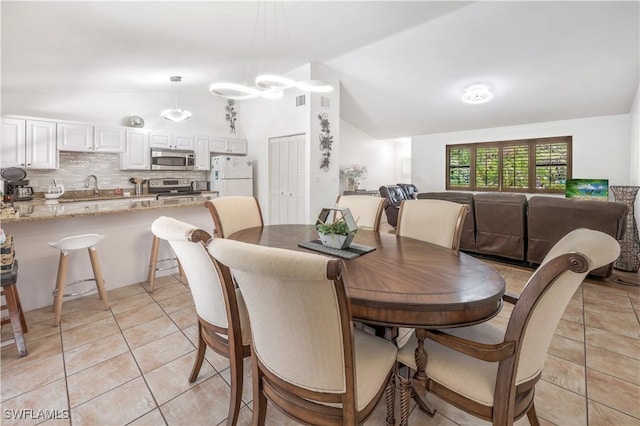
[53, 253, 68, 326]
[385, 369, 396, 426]
[147, 235, 160, 292]
[227, 349, 244, 426]
[4, 285, 27, 357]
[252, 361, 267, 426]
[88, 247, 109, 310]
[189, 324, 206, 383]
[398, 369, 412, 426]
[527, 401, 540, 426]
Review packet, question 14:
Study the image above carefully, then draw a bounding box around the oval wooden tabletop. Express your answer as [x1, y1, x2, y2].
[229, 224, 505, 328]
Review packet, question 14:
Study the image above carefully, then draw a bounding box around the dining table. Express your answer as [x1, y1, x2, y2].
[228, 224, 506, 424]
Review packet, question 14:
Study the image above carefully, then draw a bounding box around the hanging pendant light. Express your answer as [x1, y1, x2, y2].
[209, 2, 332, 101]
[162, 76, 192, 121]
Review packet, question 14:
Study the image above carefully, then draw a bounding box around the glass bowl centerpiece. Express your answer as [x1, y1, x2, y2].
[316, 207, 358, 250]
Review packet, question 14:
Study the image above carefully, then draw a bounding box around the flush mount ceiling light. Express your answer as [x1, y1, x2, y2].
[162, 76, 192, 121]
[461, 84, 494, 104]
[209, 2, 332, 101]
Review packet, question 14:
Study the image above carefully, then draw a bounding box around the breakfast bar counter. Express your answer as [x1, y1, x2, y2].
[1, 193, 218, 223]
[1, 195, 217, 311]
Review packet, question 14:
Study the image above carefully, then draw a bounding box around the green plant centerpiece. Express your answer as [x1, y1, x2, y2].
[316, 207, 358, 250]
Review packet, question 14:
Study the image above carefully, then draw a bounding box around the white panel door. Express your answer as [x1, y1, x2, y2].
[269, 134, 306, 225]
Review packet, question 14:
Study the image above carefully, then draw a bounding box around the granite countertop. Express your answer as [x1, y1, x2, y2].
[1, 191, 219, 223]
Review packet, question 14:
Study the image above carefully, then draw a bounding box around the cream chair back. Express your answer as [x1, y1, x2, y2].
[397, 199, 470, 251]
[336, 195, 386, 232]
[205, 196, 263, 238]
[150, 216, 229, 330]
[209, 238, 349, 394]
[513, 228, 619, 384]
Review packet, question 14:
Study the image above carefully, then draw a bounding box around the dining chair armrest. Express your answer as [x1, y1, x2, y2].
[502, 292, 519, 305]
[424, 329, 516, 363]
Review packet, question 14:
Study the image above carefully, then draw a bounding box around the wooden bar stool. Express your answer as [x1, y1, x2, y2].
[1, 260, 28, 357]
[48, 234, 110, 326]
[147, 235, 185, 292]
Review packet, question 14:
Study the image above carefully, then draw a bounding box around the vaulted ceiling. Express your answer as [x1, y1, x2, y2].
[2, 1, 638, 139]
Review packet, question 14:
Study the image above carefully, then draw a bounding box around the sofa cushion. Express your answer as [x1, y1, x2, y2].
[474, 193, 527, 261]
[527, 196, 627, 276]
[417, 192, 476, 252]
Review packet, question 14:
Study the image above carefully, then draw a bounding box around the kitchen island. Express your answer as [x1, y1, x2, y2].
[1, 194, 217, 311]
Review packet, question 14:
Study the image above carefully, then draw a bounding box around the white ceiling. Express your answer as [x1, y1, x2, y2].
[2, 1, 638, 139]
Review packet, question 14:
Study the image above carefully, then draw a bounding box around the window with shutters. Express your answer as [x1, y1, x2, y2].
[446, 145, 472, 190]
[446, 136, 571, 194]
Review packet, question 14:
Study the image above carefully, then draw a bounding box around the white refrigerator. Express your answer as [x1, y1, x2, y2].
[210, 156, 254, 197]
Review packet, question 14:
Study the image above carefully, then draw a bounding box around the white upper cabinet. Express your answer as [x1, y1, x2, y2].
[120, 129, 150, 170]
[149, 131, 194, 150]
[194, 135, 210, 170]
[93, 126, 126, 152]
[57, 122, 93, 151]
[58, 122, 125, 153]
[174, 135, 194, 150]
[209, 137, 247, 155]
[1, 118, 58, 169]
[149, 130, 172, 149]
[1, 118, 26, 168]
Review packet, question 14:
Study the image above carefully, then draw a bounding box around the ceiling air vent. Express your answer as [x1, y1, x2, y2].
[296, 95, 306, 106]
[321, 96, 330, 108]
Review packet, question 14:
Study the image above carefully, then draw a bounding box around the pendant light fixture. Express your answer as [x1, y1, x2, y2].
[209, 2, 332, 100]
[162, 76, 192, 121]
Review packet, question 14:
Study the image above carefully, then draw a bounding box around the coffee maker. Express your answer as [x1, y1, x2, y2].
[5, 180, 34, 201]
[1, 167, 34, 201]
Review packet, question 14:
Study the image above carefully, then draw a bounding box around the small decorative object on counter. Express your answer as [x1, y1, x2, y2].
[129, 178, 148, 196]
[316, 207, 358, 249]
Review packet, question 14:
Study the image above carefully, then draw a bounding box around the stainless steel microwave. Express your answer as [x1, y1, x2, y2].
[150, 149, 195, 171]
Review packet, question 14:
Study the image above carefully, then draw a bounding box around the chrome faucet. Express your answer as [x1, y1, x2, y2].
[84, 174, 99, 196]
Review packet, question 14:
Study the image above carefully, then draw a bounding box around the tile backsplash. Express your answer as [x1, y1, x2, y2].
[11, 152, 208, 193]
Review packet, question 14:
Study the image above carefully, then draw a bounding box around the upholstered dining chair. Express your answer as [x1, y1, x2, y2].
[336, 195, 386, 232]
[396, 199, 470, 252]
[395, 199, 471, 348]
[205, 196, 264, 238]
[396, 228, 620, 426]
[208, 238, 399, 426]
[151, 216, 251, 426]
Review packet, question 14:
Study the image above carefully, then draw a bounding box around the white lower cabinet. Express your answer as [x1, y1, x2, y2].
[120, 129, 150, 170]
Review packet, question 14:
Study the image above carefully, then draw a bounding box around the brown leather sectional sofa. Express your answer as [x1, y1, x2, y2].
[415, 192, 628, 277]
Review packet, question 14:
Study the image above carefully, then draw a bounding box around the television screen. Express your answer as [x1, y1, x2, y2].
[565, 179, 609, 201]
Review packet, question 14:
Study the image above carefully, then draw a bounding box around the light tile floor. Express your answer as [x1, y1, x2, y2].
[1, 263, 639, 426]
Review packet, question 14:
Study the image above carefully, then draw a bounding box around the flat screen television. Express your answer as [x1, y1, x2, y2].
[565, 178, 609, 201]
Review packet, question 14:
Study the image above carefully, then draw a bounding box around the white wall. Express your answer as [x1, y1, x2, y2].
[242, 63, 340, 224]
[340, 120, 411, 192]
[2, 89, 241, 137]
[412, 114, 631, 199]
